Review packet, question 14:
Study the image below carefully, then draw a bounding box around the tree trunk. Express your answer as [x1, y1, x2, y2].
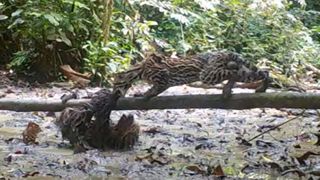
[0, 92, 319, 112]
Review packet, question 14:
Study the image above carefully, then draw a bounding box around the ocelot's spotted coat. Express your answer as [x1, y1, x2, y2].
[113, 51, 269, 98]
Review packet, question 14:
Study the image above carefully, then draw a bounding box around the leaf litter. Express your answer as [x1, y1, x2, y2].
[0, 83, 319, 179]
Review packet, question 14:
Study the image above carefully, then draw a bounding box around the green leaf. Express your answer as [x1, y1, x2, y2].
[47, 33, 59, 41]
[8, 18, 24, 29]
[28, 12, 42, 17]
[44, 14, 59, 26]
[0, 15, 8, 20]
[145, 21, 158, 26]
[74, 1, 90, 10]
[170, 13, 189, 24]
[66, 24, 74, 34]
[62, 0, 90, 10]
[11, 9, 23, 17]
[108, 62, 118, 73]
[59, 32, 72, 46]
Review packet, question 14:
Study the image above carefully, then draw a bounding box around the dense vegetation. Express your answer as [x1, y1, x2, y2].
[0, 0, 319, 85]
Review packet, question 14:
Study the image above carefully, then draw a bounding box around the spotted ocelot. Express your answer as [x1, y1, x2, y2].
[113, 51, 269, 98]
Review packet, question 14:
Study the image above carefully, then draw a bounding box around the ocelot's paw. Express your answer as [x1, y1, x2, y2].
[133, 93, 154, 100]
[255, 80, 269, 93]
[222, 88, 233, 99]
[255, 85, 267, 93]
[133, 92, 144, 97]
[222, 91, 232, 99]
[255, 71, 269, 93]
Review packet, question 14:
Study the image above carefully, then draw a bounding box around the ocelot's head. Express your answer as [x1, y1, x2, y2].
[223, 52, 269, 82]
[112, 66, 142, 97]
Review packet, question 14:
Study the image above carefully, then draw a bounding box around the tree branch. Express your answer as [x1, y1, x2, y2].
[0, 92, 320, 112]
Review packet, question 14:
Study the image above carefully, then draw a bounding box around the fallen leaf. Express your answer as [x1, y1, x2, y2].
[22, 122, 42, 145]
[211, 164, 225, 176]
[185, 165, 205, 175]
[22, 171, 40, 178]
[314, 133, 320, 146]
[281, 169, 306, 177]
[256, 140, 275, 148]
[296, 151, 320, 165]
[309, 171, 320, 176]
[143, 127, 162, 134]
[4, 155, 12, 163]
[135, 153, 153, 161]
[236, 137, 252, 146]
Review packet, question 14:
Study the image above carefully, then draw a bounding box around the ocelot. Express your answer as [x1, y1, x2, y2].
[113, 51, 269, 98]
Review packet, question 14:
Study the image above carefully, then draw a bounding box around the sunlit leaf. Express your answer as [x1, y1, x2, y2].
[0, 15, 8, 20]
[44, 14, 59, 26]
[62, 0, 90, 10]
[107, 41, 118, 47]
[194, 0, 220, 10]
[28, 12, 41, 17]
[145, 21, 158, 26]
[8, 18, 24, 29]
[59, 32, 72, 46]
[11, 9, 23, 17]
[170, 13, 189, 24]
[108, 63, 118, 73]
[47, 33, 59, 41]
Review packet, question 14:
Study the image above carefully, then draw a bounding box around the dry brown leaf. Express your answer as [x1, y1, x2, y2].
[60, 65, 91, 87]
[22, 122, 42, 145]
[60, 65, 91, 79]
[185, 165, 205, 175]
[212, 164, 225, 176]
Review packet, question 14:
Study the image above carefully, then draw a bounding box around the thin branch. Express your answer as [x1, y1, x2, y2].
[247, 110, 306, 142]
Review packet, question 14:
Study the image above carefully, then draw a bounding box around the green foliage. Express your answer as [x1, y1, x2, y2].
[0, 0, 97, 79]
[0, 0, 320, 83]
[81, 9, 158, 84]
[9, 50, 34, 75]
[132, 0, 320, 76]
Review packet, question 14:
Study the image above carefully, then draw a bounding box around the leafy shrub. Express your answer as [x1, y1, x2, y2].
[1, 0, 320, 84]
[132, 0, 320, 76]
[0, 0, 97, 80]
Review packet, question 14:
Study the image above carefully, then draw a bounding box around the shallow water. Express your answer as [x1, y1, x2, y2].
[0, 84, 319, 179]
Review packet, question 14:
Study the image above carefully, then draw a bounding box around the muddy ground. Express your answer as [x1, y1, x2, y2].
[0, 82, 319, 179]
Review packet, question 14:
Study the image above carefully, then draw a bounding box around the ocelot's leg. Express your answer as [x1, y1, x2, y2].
[144, 84, 168, 98]
[222, 75, 238, 99]
[134, 84, 168, 99]
[200, 68, 238, 98]
[254, 71, 269, 93]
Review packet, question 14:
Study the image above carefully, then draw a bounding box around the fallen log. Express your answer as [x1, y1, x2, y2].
[0, 92, 320, 112]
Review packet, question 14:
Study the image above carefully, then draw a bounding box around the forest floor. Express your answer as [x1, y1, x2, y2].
[0, 72, 319, 179]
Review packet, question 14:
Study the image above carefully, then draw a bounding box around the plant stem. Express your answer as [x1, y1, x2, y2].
[102, 0, 114, 45]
